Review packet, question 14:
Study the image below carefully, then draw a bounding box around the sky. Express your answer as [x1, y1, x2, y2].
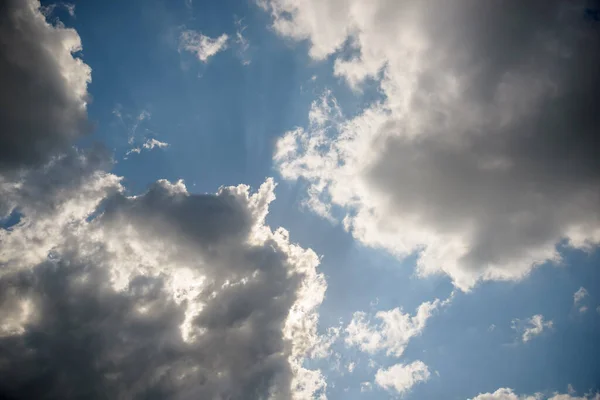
[0, 0, 599, 399]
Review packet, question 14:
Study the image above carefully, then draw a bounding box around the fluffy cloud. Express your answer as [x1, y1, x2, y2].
[470, 388, 541, 400]
[374, 360, 430, 396]
[0, 3, 329, 398]
[0, 0, 91, 173]
[512, 314, 553, 343]
[0, 176, 329, 399]
[268, 0, 600, 290]
[345, 299, 440, 357]
[470, 388, 600, 400]
[179, 30, 229, 62]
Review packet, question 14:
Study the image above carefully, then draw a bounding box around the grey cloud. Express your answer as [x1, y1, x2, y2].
[0, 178, 326, 399]
[0, 0, 91, 173]
[367, 0, 600, 274]
[0, 146, 116, 219]
[271, 0, 600, 289]
[0, 1, 328, 398]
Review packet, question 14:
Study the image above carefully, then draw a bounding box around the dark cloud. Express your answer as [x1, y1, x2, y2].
[0, 0, 91, 172]
[0, 178, 326, 399]
[271, 0, 600, 289]
[0, 2, 331, 399]
[365, 0, 600, 278]
[0, 146, 116, 219]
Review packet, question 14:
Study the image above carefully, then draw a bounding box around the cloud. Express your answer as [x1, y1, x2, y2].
[347, 361, 355, 373]
[360, 381, 372, 392]
[179, 30, 229, 62]
[126, 138, 170, 157]
[267, 0, 600, 291]
[345, 299, 440, 357]
[0, 4, 329, 396]
[234, 17, 251, 65]
[0, 0, 91, 173]
[574, 287, 589, 304]
[469, 388, 541, 400]
[469, 387, 600, 400]
[573, 287, 590, 313]
[0, 175, 329, 399]
[374, 360, 430, 396]
[512, 314, 553, 343]
[41, 2, 76, 18]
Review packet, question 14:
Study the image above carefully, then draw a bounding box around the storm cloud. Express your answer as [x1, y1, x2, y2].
[0, 0, 91, 172]
[0, 176, 328, 399]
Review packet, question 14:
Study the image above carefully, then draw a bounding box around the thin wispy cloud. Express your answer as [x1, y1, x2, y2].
[179, 30, 228, 63]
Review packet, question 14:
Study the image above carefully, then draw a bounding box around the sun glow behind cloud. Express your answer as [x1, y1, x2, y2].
[0, 0, 599, 399]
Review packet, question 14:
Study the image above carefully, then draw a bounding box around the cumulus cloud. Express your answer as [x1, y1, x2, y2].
[345, 299, 440, 357]
[469, 387, 600, 400]
[0, 0, 110, 222]
[512, 314, 553, 343]
[374, 360, 430, 396]
[0, 0, 91, 173]
[179, 30, 229, 62]
[268, 0, 600, 290]
[0, 3, 330, 398]
[470, 388, 541, 400]
[0, 176, 329, 399]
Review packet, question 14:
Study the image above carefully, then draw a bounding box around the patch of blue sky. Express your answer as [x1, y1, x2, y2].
[0, 209, 22, 230]
[66, 0, 383, 195]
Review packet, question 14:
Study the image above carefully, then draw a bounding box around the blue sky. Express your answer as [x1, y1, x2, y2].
[1, 1, 599, 399]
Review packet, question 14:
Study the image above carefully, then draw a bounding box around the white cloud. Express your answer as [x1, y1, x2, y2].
[469, 387, 599, 400]
[345, 299, 440, 357]
[0, 174, 329, 399]
[469, 388, 541, 400]
[126, 138, 170, 157]
[179, 30, 228, 62]
[234, 17, 251, 65]
[112, 107, 152, 146]
[374, 360, 430, 396]
[130, 110, 151, 143]
[267, 0, 600, 291]
[360, 381, 372, 392]
[573, 287, 589, 313]
[0, 2, 333, 398]
[574, 287, 589, 304]
[41, 2, 76, 18]
[512, 314, 553, 343]
[347, 361, 355, 373]
[143, 138, 169, 150]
